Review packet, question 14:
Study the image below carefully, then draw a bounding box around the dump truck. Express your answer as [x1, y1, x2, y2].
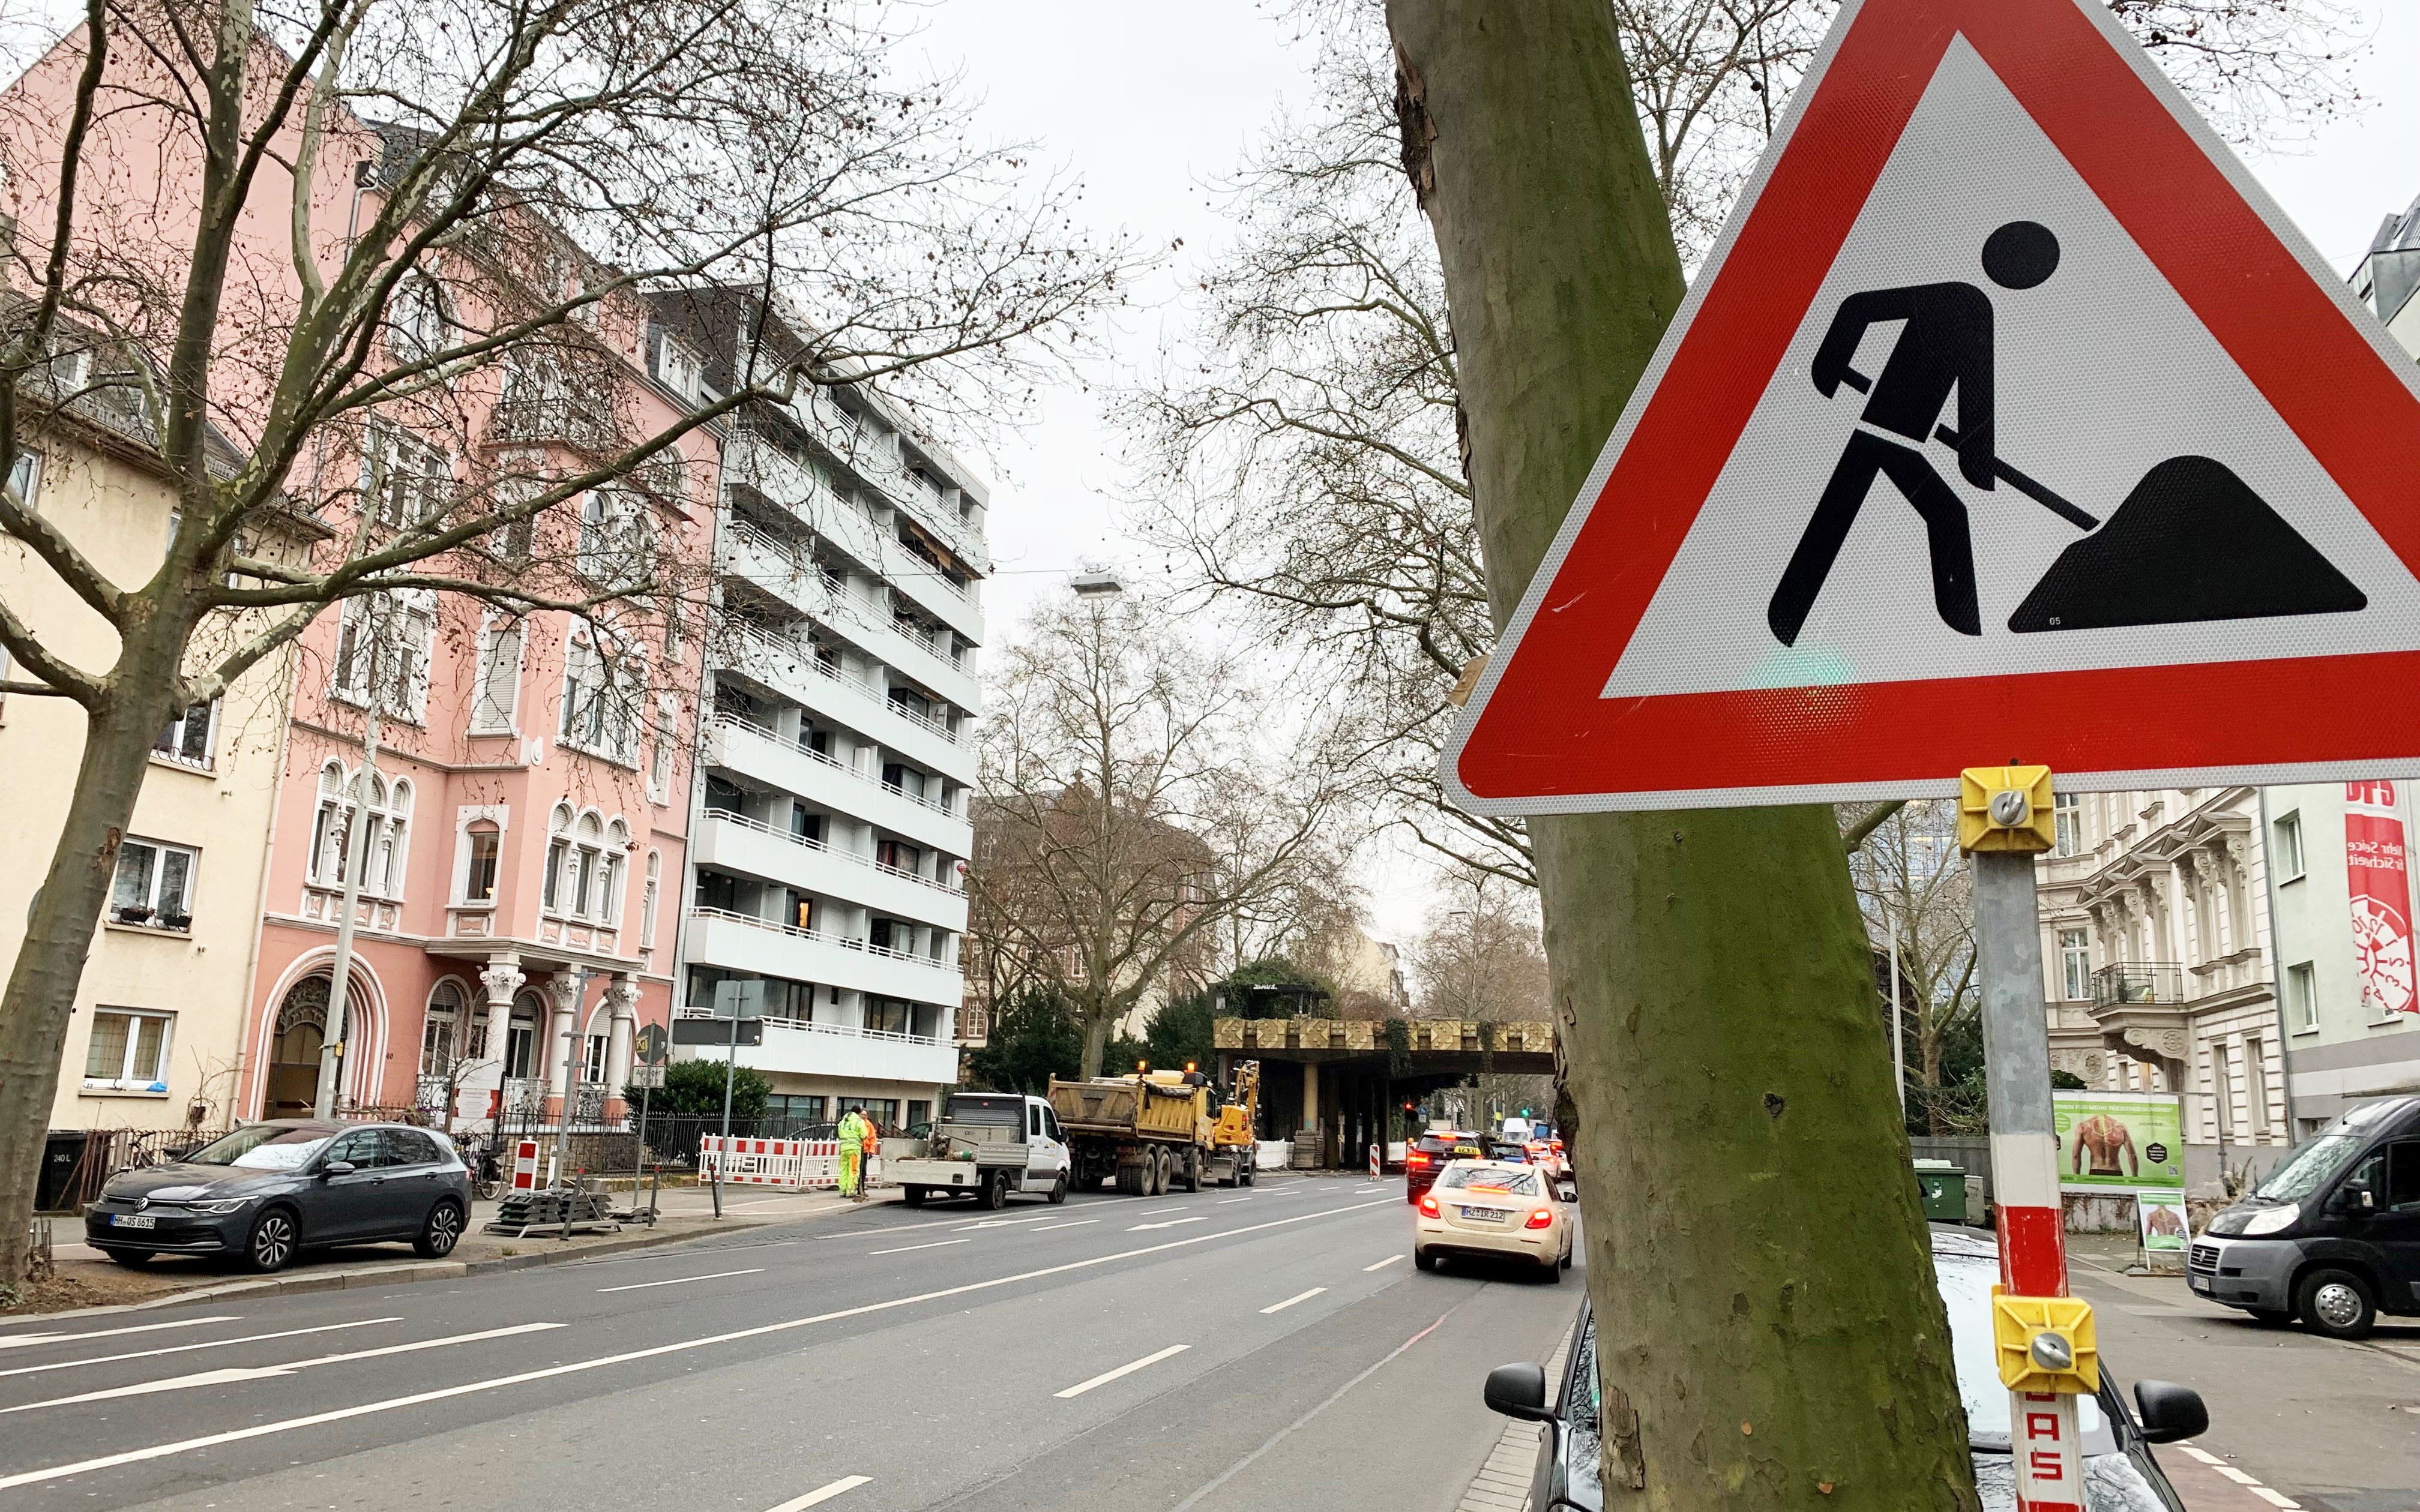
[1048, 1061, 1260, 1195]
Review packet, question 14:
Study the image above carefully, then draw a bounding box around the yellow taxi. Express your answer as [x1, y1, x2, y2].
[1413, 1157, 1573, 1279]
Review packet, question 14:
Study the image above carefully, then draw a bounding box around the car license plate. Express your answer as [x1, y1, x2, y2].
[1460, 1207, 1504, 1222]
[2188, 1273, 2210, 1294]
[110, 1214, 155, 1229]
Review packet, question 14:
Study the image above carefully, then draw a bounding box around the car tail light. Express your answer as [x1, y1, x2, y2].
[1407, 1153, 1430, 1168]
[1525, 1208, 1554, 1229]
[1417, 1194, 1440, 1218]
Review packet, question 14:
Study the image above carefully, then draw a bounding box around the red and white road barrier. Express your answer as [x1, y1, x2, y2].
[1369, 1143, 1381, 1179]
[697, 1136, 844, 1190]
[511, 1138, 541, 1192]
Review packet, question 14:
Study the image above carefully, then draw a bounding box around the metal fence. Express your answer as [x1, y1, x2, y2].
[42, 1127, 232, 1213]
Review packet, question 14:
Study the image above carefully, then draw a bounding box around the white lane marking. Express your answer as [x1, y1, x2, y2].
[0, 1199, 1392, 1492]
[2248, 1490, 2298, 1510]
[2179, 1447, 2224, 1465]
[2214, 1466, 2259, 1484]
[1216, 1197, 1253, 1205]
[1259, 1288, 1326, 1315]
[0, 1318, 400, 1380]
[597, 1268, 765, 1294]
[868, 1240, 971, 1256]
[1053, 1344, 1190, 1399]
[953, 1214, 1064, 1232]
[1, 1323, 564, 1415]
[1138, 1205, 1187, 1216]
[0, 1316, 244, 1350]
[1362, 1255, 1404, 1272]
[1128, 1217, 1206, 1232]
[765, 1475, 873, 1510]
[1029, 1219, 1099, 1232]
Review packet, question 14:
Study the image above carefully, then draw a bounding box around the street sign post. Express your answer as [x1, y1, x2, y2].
[1425, 4, 2420, 1508]
[636, 1022, 669, 1066]
[1443, 0, 2420, 817]
[630, 1064, 665, 1089]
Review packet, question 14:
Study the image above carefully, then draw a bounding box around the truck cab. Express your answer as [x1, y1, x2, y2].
[2194, 1094, 2420, 1339]
[891, 1091, 1072, 1210]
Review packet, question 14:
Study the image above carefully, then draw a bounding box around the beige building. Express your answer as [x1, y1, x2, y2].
[2033, 786, 2290, 1187]
[0, 374, 311, 1135]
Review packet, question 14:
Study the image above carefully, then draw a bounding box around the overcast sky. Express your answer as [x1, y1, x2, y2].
[913, 2, 2420, 948]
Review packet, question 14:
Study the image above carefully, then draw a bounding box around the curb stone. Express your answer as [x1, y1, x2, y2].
[1455, 1324, 1576, 1512]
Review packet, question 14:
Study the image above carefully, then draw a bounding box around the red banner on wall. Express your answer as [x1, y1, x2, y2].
[2346, 782, 2417, 1017]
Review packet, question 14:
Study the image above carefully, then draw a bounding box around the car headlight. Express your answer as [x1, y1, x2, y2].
[2242, 1205, 2298, 1236]
[188, 1198, 254, 1216]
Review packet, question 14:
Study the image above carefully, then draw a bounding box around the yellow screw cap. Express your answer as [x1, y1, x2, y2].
[1959, 766, 2056, 854]
[1990, 1287, 2098, 1394]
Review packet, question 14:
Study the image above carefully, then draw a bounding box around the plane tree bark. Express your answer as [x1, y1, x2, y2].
[1383, 4, 1976, 1505]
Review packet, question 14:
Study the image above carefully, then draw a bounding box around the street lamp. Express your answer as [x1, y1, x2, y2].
[1070, 570, 1127, 598]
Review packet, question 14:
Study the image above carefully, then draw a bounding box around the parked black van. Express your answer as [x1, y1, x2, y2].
[2192, 1094, 2420, 1339]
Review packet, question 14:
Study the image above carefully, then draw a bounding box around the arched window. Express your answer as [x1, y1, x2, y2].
[571, 811, 603, 917]
[603, 819, 630, 923]
[421, 979, 467, 1075]
[543, 804, 573, 911]
[640, 849, 661, 946]
[310, 764, 411, 898]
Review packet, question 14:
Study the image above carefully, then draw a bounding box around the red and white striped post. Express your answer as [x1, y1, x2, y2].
[1962, 768, 2095, 1512]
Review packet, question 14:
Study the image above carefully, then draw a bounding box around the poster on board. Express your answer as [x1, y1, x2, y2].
[2053, 1091, 2184, 1192]
[2137, 1192, 2190, 1252]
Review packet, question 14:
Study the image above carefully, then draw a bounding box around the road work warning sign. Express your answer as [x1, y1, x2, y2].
[1444, 0, 2420, 815]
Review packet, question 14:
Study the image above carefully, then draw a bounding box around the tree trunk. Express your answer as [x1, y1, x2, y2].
[0, 676, 180, 1283]
[1078, 1009, 1111, 1081]
[1385, 5, 1978, 1507]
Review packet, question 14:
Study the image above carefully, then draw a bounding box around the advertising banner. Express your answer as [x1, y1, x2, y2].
[2052, 1091, 2183, 1193]
[2137, 1193, 2189, 1252]
[2346, 781, 2418, 1018]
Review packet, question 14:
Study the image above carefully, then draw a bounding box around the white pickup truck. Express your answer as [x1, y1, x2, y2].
[887, 1091, 1073, 1210]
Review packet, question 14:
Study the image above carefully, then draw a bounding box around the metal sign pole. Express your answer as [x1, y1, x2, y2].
[1961, 768, 2094, 1512]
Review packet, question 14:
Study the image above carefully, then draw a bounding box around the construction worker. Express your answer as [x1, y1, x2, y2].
[858, 1111, 882, 1201]
[837, 1105, 870, 1199]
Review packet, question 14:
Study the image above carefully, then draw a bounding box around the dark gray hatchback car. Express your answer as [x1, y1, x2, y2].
[85, 1120, 474, 1272]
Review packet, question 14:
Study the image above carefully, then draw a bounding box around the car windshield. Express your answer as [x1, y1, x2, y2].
[1438, 1165, 1540, 1196]
[2254, 1132, 2364, 1201]
[182, 1125, 335, 1171]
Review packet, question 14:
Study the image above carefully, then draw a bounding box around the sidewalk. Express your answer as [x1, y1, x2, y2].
[11, 1183, 877, 1321]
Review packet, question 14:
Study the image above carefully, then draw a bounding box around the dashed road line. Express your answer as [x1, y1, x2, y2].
[868, 1240, 971, 1256]
[1259, 1288, 1326, 1315]
[1053, 1344, 1190, 1399]
[764, 1475, 873, 1510]
[1363, 1255, 1404, 1271]
[597, 1268, 765, 1294]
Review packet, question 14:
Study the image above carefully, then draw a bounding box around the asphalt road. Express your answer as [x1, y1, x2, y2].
[0, 1175, 1579, 1512]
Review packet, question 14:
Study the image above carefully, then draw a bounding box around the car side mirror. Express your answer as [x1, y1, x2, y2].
[2133, 1380, 2208, 1444]
[321, 1160, 357, 1177]
[1482, 1361, 1555, 1423]
[1556, 1180, 1579, 1204]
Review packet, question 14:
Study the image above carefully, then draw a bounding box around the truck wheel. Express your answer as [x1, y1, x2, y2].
[1179, 1151, 1201, 1193]
[903, 1186, 927, 1207]
[980, 1171, 1008, 1210]
[1116, 1163, 1144, 1196]
[1153, 1147, 1173, 1196]
[1240, 1157, 1255, 1187]
[1049, 1173, 1068, 1205]
[2298, 1268, 2377, 1340]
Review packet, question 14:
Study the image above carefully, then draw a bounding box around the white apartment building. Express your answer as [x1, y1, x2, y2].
[651, 292, 983, 1132]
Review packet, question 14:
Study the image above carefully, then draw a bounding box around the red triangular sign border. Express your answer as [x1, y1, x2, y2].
[1446, 0, 2420, 814]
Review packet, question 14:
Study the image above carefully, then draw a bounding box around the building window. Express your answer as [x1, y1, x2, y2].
[110, 837, 197, 929]
[648, 692, 678, 803]
[2273, 812, 2304, 882]
[8, 446, 40, 508]
[2052, 793, 2080, 856]
[2289, 961, 2318, 1031]
[470, 616, 523, 734]
[545, 808, 624, 922]
[309, 767, 409, 898]
[559, 623, 640, 764]
[333, 591, 435, 724]
[577, 487, 653, 584]
[361, 419, 450, 527]
[84, 1008, 173, 1088]
[2059, 929, 2090, 1001]
[865, 997, 911, 1036]
[640, 850, 661, 947]
[463, 821, 501, 904]
[152, 698, 218, 770]
[583, 1032, 609, 1084]
[2211, 1040, 2235, 1141]
[2245, 1037, 2271, 1135]
[422, 980, 466, 1076]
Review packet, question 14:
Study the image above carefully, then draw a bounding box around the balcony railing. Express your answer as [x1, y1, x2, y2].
[487, 394, 619, 455]
[710, 712, 959, 818]
[688, 905, 960, 974]
[674, 1004, 942, 1048]
[702, 804, 963, 895]
[2092, 962, 2185, 1007]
